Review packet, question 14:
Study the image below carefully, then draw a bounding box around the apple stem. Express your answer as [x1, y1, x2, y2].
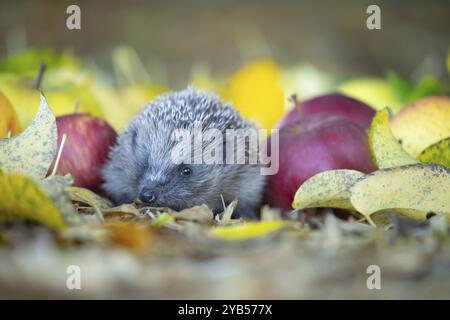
[73, 97, 81, 114]
[6, 130, 12, 138]
[34, 61, 46, 90]
[51, 133, 68, 177]
[289, 94, 303, 117]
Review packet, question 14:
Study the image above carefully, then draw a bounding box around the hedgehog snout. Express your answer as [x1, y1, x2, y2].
[139, 187, 158, 204]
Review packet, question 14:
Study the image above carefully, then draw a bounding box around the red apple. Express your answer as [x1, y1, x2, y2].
[266, 114, 375, 210]
[277, 93, 375, 129]
[47, 114, 117, 190]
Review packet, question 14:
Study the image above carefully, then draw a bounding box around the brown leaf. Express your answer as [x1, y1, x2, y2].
[171, 204, 214, 225]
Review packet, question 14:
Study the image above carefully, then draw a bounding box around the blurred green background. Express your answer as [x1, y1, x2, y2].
[0, 0, 449, 87]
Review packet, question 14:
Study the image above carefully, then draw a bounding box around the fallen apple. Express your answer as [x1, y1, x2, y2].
[266, 114, 375, 211]
[390, 96, 450, 157]
[47, 114, 117, 190]
[0, 90, 21, 138]
[277, 93, 375, 129]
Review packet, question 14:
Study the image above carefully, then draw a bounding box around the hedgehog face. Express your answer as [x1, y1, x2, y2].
[137, 161, 223, 211]
[115, 122, 223, 211]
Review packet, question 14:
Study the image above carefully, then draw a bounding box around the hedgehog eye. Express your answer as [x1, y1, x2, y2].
[180, 166, 192, 177]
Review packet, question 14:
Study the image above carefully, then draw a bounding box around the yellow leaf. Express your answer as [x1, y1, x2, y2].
[368, 107, 418, 169]
[208, 220, 291, 241]
[293, 169, 365, 210]
[0, 94, 57, 179]
[350, 163, 450, 224]
[0, 169, 66, 230]
[225, 60, 285, 130]
[417, 137, 450, 169]
[152, 212, 175, 227]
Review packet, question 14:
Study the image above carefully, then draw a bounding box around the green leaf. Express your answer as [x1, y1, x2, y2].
[0, 93, 57, 179]
[0, 49, 79, 76]
[417, 137, 450, 168]
[368, 107, 418, 169]
[408, 76, 441, 102]
[292, 169, 364, 211]
[387, 70, 412, 104]
[387, 70, 441, 105]
[350, 163, 450, 225]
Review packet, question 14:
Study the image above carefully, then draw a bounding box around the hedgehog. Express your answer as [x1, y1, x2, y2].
[101, 87, 266, 219]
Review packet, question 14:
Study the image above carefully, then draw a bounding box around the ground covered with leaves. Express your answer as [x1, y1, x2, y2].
[1, 202, 450, 299]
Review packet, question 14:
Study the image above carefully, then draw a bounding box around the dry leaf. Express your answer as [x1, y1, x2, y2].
[0, 94, 57, 179]
[103, 204, 140, 218]
[39, 175, 80, 225]
[215, 199, 238, 224]
[65, 186, 112, 221]
[171, 204, 214, 224]
[293, 169, 365, 211]
[368, 107, 418, 169]
[350, 163, 450, 225]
